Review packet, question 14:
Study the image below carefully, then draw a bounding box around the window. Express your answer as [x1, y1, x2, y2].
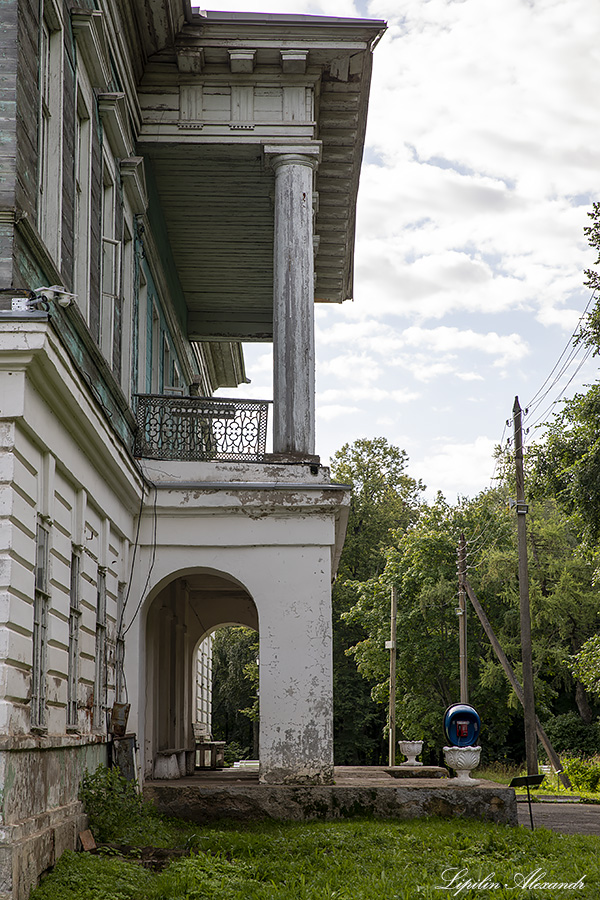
[73, 71, 93, 318]
[119, 219, 134, 395]
[94, 567, 107, 729]
[38, 2, 63, 264]
[137, 271, 148, 393]
[67, 549, 81, 730]
[173, 361, 181, 390]
[100, 157, 121, 365]
[32, 520, 50, 731]
[151, 305, 160, 393]
[115, 581, 126, 703]
[162, 336, 171, 391]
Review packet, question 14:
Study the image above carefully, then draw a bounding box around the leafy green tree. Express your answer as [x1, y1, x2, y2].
[531, 386, 600, 558]
[331, 437, 425, 581]
[578, 200, 600, 352]
[211, 626, 259, 756]
[343, 484, 600, 763]
[530, 202, 600, 558]
[344, 491, 517, 761]
[571, 636, 600, 699]
[330, 438, 424, 764]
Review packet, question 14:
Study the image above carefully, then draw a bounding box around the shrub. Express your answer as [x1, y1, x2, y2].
[561, 755, 600, 793]
[222, 741, 250, 767]
[542, 712, 600, 756]
[78, 765, 144, 842]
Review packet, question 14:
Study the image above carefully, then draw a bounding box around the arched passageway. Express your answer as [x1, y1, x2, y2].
[144, 569, 257, 778]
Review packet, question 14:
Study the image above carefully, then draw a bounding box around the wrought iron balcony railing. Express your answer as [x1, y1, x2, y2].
[133, 394, 270, 462]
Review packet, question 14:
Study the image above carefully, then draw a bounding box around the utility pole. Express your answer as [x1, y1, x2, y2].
[458, 533, 468, 703]
[463, 578, 570, 789]
[386, 585, 398, 766]
[513, 396, 538, 776]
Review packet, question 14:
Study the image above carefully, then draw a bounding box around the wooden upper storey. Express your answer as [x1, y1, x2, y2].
[132, 7, 386, 340]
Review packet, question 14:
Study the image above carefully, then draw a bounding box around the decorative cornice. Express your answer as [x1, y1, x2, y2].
[120, 157, 148, 215]
[97, 93, 130, 158]
[228, 49, 256, 74]
[280, 50, 308, 74]
[71, 9, 111, 90]
[176, 45, 205, 74]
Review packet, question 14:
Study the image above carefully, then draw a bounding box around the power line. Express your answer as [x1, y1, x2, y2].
[525, 345, 594, 433]
[123, 485, 158, 637]
[523, 289, 598, 430]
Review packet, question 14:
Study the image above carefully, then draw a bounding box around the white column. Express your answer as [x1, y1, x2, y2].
[266, 145, 321, 456]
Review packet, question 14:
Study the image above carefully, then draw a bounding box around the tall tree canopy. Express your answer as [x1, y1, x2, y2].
[330, 438, 424, 764]
[531, 201, 600, 559]
[331, 437, 425, 581]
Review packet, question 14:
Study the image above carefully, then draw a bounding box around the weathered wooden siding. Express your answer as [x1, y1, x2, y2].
[14, 0, 39, 226]
[0, 420, 123, 736]
[0, 0, 18, 288]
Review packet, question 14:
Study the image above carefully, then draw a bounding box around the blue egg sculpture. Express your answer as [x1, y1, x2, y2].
[444, 704, 481, 747]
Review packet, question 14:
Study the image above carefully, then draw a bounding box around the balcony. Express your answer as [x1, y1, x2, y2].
[133, 394, 270, 463]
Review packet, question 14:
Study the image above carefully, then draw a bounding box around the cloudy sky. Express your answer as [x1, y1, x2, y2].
[212, 0, 600, 499]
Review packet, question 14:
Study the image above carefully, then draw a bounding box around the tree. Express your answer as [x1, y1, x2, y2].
[571, 635, 600, 698]
[343, 483, 600, 763]
[331, 437, 425, 581]
[211, 626, 259, 757]
[531, 386, 600, 558]
[329, 438, 424, 764]
[578, 200, 600, 353]
[530, 202, 600, 558]
[343, 490, 520, 761]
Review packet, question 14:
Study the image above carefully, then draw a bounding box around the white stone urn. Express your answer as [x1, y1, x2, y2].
[398, 740, 423, 766]
[443, 745, 481, 783]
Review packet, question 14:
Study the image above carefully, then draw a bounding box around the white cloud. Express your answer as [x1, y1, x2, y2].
[402, 326, 529, 363]
[456, 372, 484, 383]
[195, 0, 362, 16]
[416, 435, 499, 501]
[211, 0, 600, 500]
[317, 404, 361, 421]
[318, 353, 382, 383]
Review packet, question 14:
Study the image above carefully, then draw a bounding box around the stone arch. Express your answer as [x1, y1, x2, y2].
[143, 567, 258, 778]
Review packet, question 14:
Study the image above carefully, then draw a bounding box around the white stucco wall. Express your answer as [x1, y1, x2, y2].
[0, 320, 350, 799]
[129, 461, 349, 785]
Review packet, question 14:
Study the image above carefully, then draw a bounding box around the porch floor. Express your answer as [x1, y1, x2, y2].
[143, 766, 517, 826]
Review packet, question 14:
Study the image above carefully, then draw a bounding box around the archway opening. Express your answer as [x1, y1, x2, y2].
[207, 625, 259, 763]
[144, 569, 258, 779]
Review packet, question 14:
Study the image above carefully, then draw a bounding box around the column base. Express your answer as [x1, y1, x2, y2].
[260, 765, 334, 786]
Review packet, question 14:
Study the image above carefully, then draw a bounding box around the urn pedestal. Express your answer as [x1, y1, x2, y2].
[443, 745, 481, 783]
[398, 740, 423, 766]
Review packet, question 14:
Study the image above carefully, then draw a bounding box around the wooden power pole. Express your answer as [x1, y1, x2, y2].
[386, 585, 398, 766]
[458, 533, 468, 703]
[463, 578, 570, 789]
[513, 396, 538, 776]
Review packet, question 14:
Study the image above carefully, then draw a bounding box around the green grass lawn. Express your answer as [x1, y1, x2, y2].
[30, 817, 600, 900]
[478, 763, 600, 802]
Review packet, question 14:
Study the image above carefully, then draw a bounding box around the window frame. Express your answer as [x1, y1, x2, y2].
[93, 566, 107, 730]
[31, 519, 51, 732]
[66, 548, 82, 731]
[37, 0, 64, 265]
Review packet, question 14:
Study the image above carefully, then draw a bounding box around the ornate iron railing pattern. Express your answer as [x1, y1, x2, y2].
[134, 394, 270, 462]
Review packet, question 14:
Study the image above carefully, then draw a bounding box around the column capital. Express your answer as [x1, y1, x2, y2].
[264, 142, 322, 172]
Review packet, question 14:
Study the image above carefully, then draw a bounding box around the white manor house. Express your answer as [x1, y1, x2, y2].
[0, 1, 384, 896]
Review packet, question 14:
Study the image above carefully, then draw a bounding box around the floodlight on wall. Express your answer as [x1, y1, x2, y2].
[11, 286, 77, 312]
[34, 286, 77, 307]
